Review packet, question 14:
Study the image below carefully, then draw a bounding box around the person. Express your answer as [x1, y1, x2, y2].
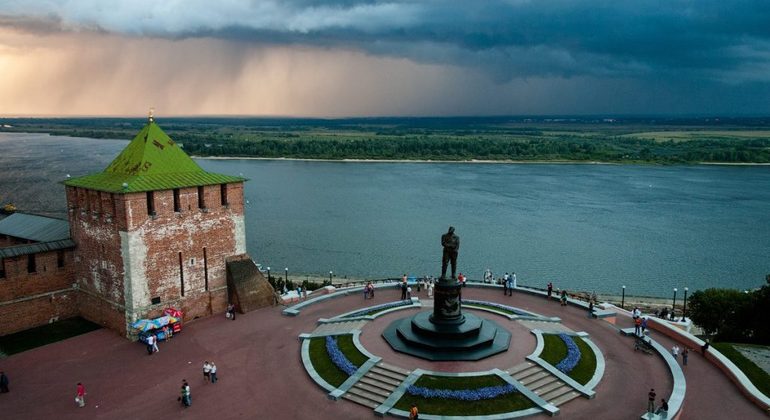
[368, 282, 375, 299]
[672, 344, 680, 361]
[401, 277, 408, 300]
[440, 227, 460, 279]
[560, 289, 568, 306]
[363, 283, 370, 299]
[180, 380, 191, 407]
[655, 398, 669, 417]
[151, 333, 159, 353]
[458, 272, 466, 286]
[588, 299, 594, 318]
[682, 348, 689, 366]
[633, 307, 641, 320]
[484, 268, 492, 283]
[210, 362, 218, 383]
[701, 340, 710, 356]
[503, 273, 509, 295]
[203, 361, 211, 382]
[647, 388, 656, 415]
[511, 272, 517, 289]
[76, 382, 86, 408]
[427, 280, 434, 298]
[409, 402, 419, 420]
[547, 282, 553, 299]
[641, 317, 648, 335]
[634, 317, 642, 336]
[302, 285, 307, 300]
[506, 275, 513, 296]
[406, 286, 412, 300]
[146, 334, 155, 355]
[0, 371, 9, 393]
[227, 303, 236, 320]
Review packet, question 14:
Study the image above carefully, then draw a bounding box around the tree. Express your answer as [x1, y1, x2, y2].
[687, 288, 752, 340]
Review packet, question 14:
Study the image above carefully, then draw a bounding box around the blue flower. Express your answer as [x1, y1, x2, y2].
[325, 336, 358, 376]
[554, 333, 582, 374]
[406, 383, 517, 401]
[342, 300, 412, 318]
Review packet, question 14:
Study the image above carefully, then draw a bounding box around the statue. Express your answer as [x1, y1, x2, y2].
[441, 226, 460, 279]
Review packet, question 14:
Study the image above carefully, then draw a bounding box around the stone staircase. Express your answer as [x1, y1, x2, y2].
[508, 362, 581, 407]
[342, 362, 410, 408]
[311, 320, 369, 335]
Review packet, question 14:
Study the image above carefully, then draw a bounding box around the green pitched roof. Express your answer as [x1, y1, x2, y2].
[64, 121, 244, 193]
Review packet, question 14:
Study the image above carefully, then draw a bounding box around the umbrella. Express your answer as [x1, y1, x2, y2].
[131, 319, 157, 332]
[163, 308, 183, 318]
[152, 315, 178, 327]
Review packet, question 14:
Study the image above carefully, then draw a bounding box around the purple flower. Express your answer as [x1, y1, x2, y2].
[325, 336, 358, 376]
[554, 333, 581, 374]
[406, 383, 517, 401]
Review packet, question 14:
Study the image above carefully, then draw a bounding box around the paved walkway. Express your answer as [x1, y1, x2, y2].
[0, 286, 766, 419]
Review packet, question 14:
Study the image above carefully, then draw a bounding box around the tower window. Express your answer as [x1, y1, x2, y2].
[147, 191, 156, 216]
[220, 184, 228, 206]
[27, 254, 36, 273]
[179, 252, 185, 297]
[198, 186, 206, 209]
[173, 189, 181, 212]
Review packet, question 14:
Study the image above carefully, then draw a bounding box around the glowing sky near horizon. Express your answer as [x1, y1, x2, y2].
[1, 1, 770, 117]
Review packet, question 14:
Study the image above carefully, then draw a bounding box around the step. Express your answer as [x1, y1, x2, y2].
[376, 362, 411, 376]
[550, 390, 581, 406]
[527, 375, 559, 390]
[364, 372, 402, 387]
[534, 380, 566, 396]
[512, 366, 543, 381]
[342, 392, 380, 409]
[508, 362, 534, 375]
[352, 382, 392, 399]
[345, 386, 387, 405]
[519, 370, 551, 386]
[540, 384, 574, 401]
[358, 376, 398, 392]
[369, 366, 408, 382]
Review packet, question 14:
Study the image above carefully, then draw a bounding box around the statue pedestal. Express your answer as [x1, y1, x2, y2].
[430, 277, 465, 325]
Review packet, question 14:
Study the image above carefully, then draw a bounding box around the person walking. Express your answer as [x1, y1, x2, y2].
[180, 380, 191, 407]
[682, 348, 689, 366]
[634, 317, 642, 336]
[647, 388, 656, 416]
[547, 282, 553, 299]
[560, 290, 568, 306]
[203, 361, 212, 383]
[641, 317, 648, 335]
[409, 402, 419, 420]
[146, 334, 155, 355]
[152, 333, 159, 353]
[0, 371, 9, 393]
[672, 344, 680, 361]
[210, 362, 218, 383]
[75, 382, 86, 408]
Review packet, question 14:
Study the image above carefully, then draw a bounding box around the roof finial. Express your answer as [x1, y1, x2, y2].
[148, 107, 155, 123]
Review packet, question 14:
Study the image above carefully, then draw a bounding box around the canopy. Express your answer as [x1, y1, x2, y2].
[131, 319, 158, 332]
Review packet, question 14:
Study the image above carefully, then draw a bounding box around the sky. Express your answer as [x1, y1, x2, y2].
[1, 0, 770, 117]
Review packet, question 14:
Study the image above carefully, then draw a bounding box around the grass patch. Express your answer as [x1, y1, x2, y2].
[0, 317, 101, 356]
[394, 374, 535, 415]
[539, 334, 597, 385]
[308, 335, 368, 388]
[713, 342, 770, 398]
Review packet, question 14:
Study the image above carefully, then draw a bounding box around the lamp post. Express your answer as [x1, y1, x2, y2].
[682, 287, 688, 321]
[285, 267, 289, 284]
[621, 285, 626, 309]
[672, 288, 678, 320]
[329, 270, 333, 284]
[267, 266, 271, 281]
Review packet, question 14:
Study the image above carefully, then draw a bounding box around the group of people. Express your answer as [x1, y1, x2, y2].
[364, 281, 375, 299]
[647, 388, 669, 418]
[502, 272, 517, 296]
[203, 361, 218, 383]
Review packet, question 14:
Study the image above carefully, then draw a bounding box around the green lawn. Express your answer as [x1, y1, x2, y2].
[394, 374, 535, 415]
[308, 335, 368, 388]
[539, 334, 597, 385]
[0, 317, 101, 356]
[713, 342, 770, 398]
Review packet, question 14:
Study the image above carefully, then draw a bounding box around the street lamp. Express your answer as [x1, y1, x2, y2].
[329, 270, 333, 284]
[621, 285, 626, 309]
[682, 287, 688, 321]
[267, 266, 271, 282]
[285, 267, 289, 283]
[672, 288, 678, 321]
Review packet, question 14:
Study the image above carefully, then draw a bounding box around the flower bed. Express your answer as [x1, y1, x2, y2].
[394, 374, 535, 416]
[540, 333, 597, 385]
[462, 300, 535, 317]
[308, 335, 369, 388]
[554, 333, 581, 374]
[340, 300, 413, 318]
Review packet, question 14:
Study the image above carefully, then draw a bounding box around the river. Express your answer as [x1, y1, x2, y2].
[1, 132, 769, 297]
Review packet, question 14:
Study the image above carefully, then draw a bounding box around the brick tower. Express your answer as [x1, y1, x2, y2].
[64, 115, 246, 336]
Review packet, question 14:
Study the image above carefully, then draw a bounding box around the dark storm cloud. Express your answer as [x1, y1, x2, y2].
[2, 0, 770, 82]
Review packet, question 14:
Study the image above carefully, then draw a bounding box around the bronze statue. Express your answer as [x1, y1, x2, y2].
[441, 226, 460, 279]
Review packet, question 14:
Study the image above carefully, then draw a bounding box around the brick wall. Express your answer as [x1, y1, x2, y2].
[0, 289, 78, 336]
[0, 249, 75, 302]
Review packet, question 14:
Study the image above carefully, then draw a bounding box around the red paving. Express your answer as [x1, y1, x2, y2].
[1, 286, 766, 419]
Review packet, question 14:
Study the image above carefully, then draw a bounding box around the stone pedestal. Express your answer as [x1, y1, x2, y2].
[430, 277, 464, 325]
